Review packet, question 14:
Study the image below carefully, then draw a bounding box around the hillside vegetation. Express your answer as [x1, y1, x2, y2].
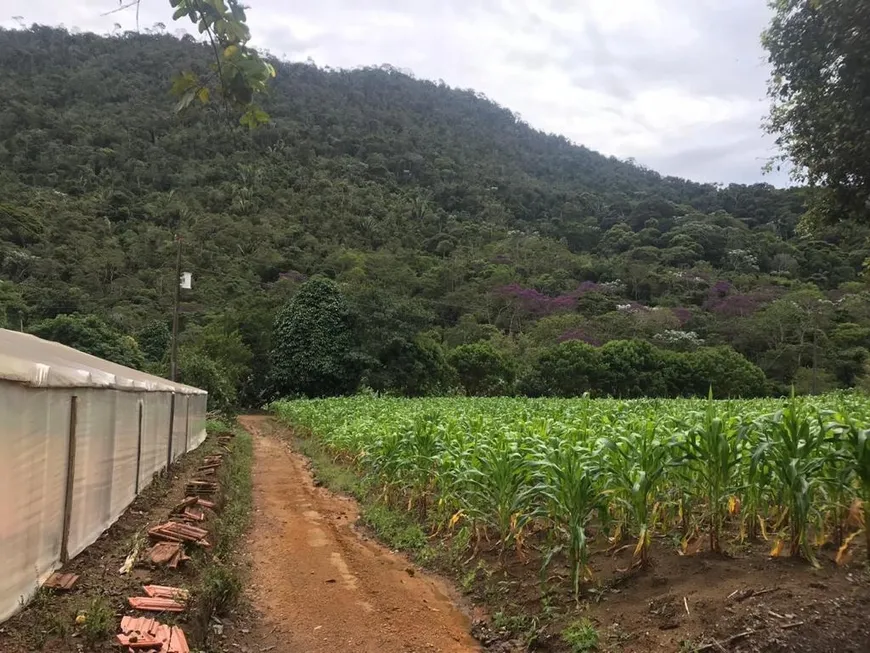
[2, 26, 870, 406]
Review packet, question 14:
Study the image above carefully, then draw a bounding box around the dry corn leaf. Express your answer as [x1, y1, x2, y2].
[728, 496, 741, 516]
[836, 530, 861, 566]
[770, 539, 784, 557]
[759, 515, 769, 541]
[848, 498, 864, 528]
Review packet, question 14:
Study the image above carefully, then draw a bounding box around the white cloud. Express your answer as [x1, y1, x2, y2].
[0, 0, 787, 185]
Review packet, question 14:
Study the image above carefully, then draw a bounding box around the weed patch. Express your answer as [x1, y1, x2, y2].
[24, 587, 71, 649]
[562, 618, 599, 652]
[190, 425, 253, 646]
[291, 431, 363, 496]
[77, 596, 113, 645]
[214, 430, 253, 559]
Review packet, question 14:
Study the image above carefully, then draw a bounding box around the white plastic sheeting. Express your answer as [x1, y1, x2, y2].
[0, 329, 203, 394]
[138, 393, 173, 492]
[188, 394, 208, 450]
[0, 383, 69, 626]
[0, 330, 207, 623]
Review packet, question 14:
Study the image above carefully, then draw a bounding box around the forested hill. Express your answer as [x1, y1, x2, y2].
[2, 26, 870, 407]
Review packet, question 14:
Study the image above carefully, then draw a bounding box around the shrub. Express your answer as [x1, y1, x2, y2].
[686, 346, 768, 397]
[522, 341, 602, 397]
[448, 342, 514, 396]
[599, 339, 667, 397]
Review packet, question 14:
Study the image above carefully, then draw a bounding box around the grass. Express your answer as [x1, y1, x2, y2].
[361, 503, 429, 552]
[214, 428, 254, 559]
[291, 429, 363, 496]
[562, 618, 599, 652]
[190, 424, 253, 645]
[191, 562, 243, 623]
[78, 596, 114, 645]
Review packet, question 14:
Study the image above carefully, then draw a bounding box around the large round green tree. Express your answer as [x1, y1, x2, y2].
[269, 277, 362, 398]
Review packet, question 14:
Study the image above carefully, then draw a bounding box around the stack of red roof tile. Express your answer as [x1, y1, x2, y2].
[127, 596, 185, 613]
[148, 522, 210, 547]
[184, 480, 218, 496]
[143, 585, 190, 600]
[118, 616, 189, 653]
[43, 572, 79, 591]
[146, 541, 189, 568]
[182, 506, 204, 522]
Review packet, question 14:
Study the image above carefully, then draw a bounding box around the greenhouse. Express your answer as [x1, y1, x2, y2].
[0, 328, 207, 622]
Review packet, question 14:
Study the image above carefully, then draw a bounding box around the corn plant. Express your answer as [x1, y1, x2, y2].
[828, 411, 870, 561]
[754, 398, 827, 564]
[601, 420, 675, 566]
[680, 396, 743, 552]
[533, 442, 600, 598]
[464, 433, 535, 553]
[272, 392, 870, 579]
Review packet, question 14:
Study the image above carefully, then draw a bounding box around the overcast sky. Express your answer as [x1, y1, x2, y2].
[0, 0, 787, 186]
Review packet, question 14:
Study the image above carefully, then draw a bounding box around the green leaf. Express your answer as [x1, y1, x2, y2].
[174, 88, 197, 113]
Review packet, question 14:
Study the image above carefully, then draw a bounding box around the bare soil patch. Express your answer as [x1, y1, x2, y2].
[0, 433, 236, 652]
[480, 537, 870, 652]
[236, 415, 479, 652]
[268, 417, 870, 653]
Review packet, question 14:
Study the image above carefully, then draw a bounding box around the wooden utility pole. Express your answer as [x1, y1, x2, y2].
[170, 234, 182, 382]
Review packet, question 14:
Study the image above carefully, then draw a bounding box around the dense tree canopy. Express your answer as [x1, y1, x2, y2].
[764, 0, 870, 223]
[28, 313, 144, 369]
[2, 26, 870, 406]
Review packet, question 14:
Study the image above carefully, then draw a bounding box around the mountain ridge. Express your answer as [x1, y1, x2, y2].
[1, 26, 868, 405]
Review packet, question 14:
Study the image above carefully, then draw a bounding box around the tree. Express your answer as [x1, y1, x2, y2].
[370, 335, 457, 396]
[177, 348, 236, 411]
[522, 341, 602, 397]
[448, 342, 514, 396]
[29, 314, 145, 369]
[686, 346, 768, 398]
[269, 278, 362, 398]
[763, 1, 870, 223]
[2, 27, 869, 403]
[0, 280, 26, 329]
[137, 320, 171, 365]
[184, 320, 252, 390]
[598, 339, 667, 398]
[123, 0, 276, 126]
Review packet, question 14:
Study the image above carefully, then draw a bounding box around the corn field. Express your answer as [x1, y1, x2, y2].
[272, 394, 870, 596]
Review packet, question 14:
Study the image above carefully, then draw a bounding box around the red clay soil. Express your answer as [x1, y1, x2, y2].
[237, 416, 480, 653]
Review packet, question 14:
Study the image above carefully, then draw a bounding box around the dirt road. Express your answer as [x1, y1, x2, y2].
[237, 416, 479, 653]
